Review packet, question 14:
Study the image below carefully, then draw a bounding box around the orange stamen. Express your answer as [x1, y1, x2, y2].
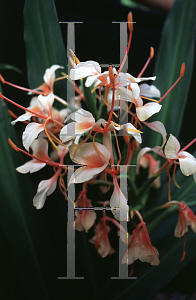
[116, 12, 133, 77]
[44, 118, 61, 153]
[138, 47, 154, 78]
[158, 63, 185, 104]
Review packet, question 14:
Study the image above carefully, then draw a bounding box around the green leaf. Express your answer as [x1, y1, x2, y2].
[0, 99, 60, 299]
[143, 0, 196, 148]
[23, 0, 67, 101]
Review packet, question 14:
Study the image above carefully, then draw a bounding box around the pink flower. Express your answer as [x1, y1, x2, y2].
[122, 221, 159, 266]
[75, 190, 97, 232]
[174, 202, 196, 238]
[89, 221, 115, 258]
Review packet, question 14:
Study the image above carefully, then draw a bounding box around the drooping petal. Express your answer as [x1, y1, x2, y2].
[178, 151, 196, 176]
[16, 160, 46, 173]
[122, 222, 159, 266]
[136, 102, 162, 122]
[22, 122, 45, 151]
[33, 174, 58, 209]
[143, 121, 167, 149]
[139, 83, 161, 98]
[164, 134, 180, 159]
[89, 223, 115, 258]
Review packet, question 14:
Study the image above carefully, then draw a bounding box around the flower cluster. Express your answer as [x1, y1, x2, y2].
[1, 12, 196, 271]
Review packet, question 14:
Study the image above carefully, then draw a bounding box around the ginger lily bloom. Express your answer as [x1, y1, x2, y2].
[173, 202, 196, 237]
[68, 142, 110, 184]
[60, 108, 142, 144]
[89, 222, 115, 258]
[163, 201, 196, 261]
[89, 202, 130, 258]
[122, 211, 159, 266]
[164, 134, 196, 176]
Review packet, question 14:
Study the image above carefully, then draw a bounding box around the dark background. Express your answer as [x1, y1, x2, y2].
[0, 0, 195, 299]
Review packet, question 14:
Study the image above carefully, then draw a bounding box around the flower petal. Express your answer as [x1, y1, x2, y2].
[33, 175, 58, 209]
[38, 92, 54, 114]
[22, 122, 45, 151]
[122, 123, 142, 144]
[136, 102, 161, 121]
[43, 65, 63, 88]
[16, 160, 46, 173]
[139, 83, 161, 98]
[110, 186, 129, 221]
[178, 151, 196, 176]
[164, 134, 180, 159]
[70, 61, 101, 81]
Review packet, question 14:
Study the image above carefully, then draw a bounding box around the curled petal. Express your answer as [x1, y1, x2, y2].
[33, 174, 58, 209]
[164, 134, 180, 159]
[136, 102, 161, 121]
[22, 122, 45, 151]
[43, 65, 64, 88]
[178, 151, 196, 176]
